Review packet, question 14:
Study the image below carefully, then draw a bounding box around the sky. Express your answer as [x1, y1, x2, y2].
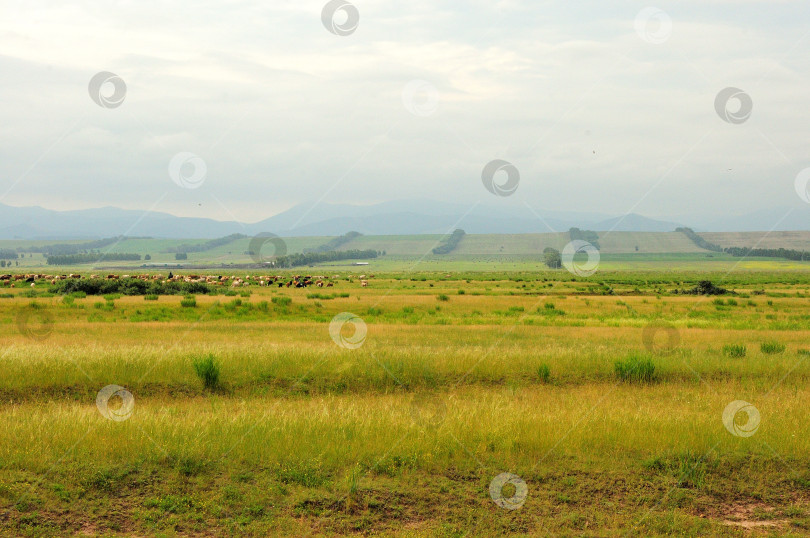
[1, 0, 809, 224]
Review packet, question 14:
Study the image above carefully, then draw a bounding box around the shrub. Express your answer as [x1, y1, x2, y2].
[271, 296, 291, 307]
[437, 294, 449, 301]
[614, 355, 656, 383]
[537, 364, 551, 383]
[144, 294, 159, 301]
[180, 296, 197, 308]
[761, 341, 786, 355]
[722, 344, 746, 358]
[193, 354, 221, 391]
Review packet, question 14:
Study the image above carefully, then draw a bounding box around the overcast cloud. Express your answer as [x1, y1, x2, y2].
[1, 0, 809, 224]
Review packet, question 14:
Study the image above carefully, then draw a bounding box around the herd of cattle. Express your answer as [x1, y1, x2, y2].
[0, 273, 373, 288]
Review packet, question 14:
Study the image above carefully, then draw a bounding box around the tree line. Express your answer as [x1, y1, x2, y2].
[304, 231, 362, 253]
[274, 249, 379, 268]
[47, 252, 141, 265]
[165, 233, 248, 254]
[432, 229, 465, 255]
[677, 227, 809, 261]
[20, 237, 127, 256]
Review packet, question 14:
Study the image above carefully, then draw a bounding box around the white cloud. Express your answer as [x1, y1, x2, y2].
[0, 0, 809, 223]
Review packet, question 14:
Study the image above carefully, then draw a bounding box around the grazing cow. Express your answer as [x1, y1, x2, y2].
[326, 282, 333, 287]
[361, 280, 368, 287]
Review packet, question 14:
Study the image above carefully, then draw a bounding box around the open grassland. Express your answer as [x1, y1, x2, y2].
[3, 231, 810, 272]
[336, 231, 706, 256]
[2, 269, 810, 535]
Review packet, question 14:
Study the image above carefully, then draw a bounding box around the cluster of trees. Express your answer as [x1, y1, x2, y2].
[676, 280, 732, 295]
[677, 227, 809, 261]
[52, 278, 212, 296]
[275, 249, 378, 268]
[46, 253, 141, 265]
[165, 233, 247, 254]
[175, 252, 188, 260]
[304, 231, 362, 253]
[569, 228, 600, 250]
[432, 229, 466, 255]
[543, 247, 562, 268]
[0, 249, 18, 268]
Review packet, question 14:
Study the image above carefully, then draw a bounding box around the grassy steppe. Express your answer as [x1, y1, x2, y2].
[1, 270, 810, 535]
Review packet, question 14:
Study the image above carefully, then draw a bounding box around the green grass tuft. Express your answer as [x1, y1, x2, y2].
[193, 354, 221, 391]
[761, 341, 786, 355]
[614, 355, 657, 383]
[722, 344, 747, 358]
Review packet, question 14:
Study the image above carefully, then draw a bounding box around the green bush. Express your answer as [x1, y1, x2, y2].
[761, 341, 786, 355]
[537, 364, 551, 383]
[272, 296, 291, 307]
[144, 294, 159, 301]
[193, 354, 221, 391]
[180, 296, 197, 308]
[437, 294, 449, 301]
[722, 344, 746, 358]
[614, 355, 656, 383]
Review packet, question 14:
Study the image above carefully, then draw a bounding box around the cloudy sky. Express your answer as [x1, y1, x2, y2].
[1, 0, 809, 223]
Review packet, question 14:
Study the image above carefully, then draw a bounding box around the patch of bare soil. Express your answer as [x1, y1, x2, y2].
[721, 502, 789, 532]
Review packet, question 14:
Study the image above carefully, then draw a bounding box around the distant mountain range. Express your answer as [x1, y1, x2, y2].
[0, 199, 806, 239]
